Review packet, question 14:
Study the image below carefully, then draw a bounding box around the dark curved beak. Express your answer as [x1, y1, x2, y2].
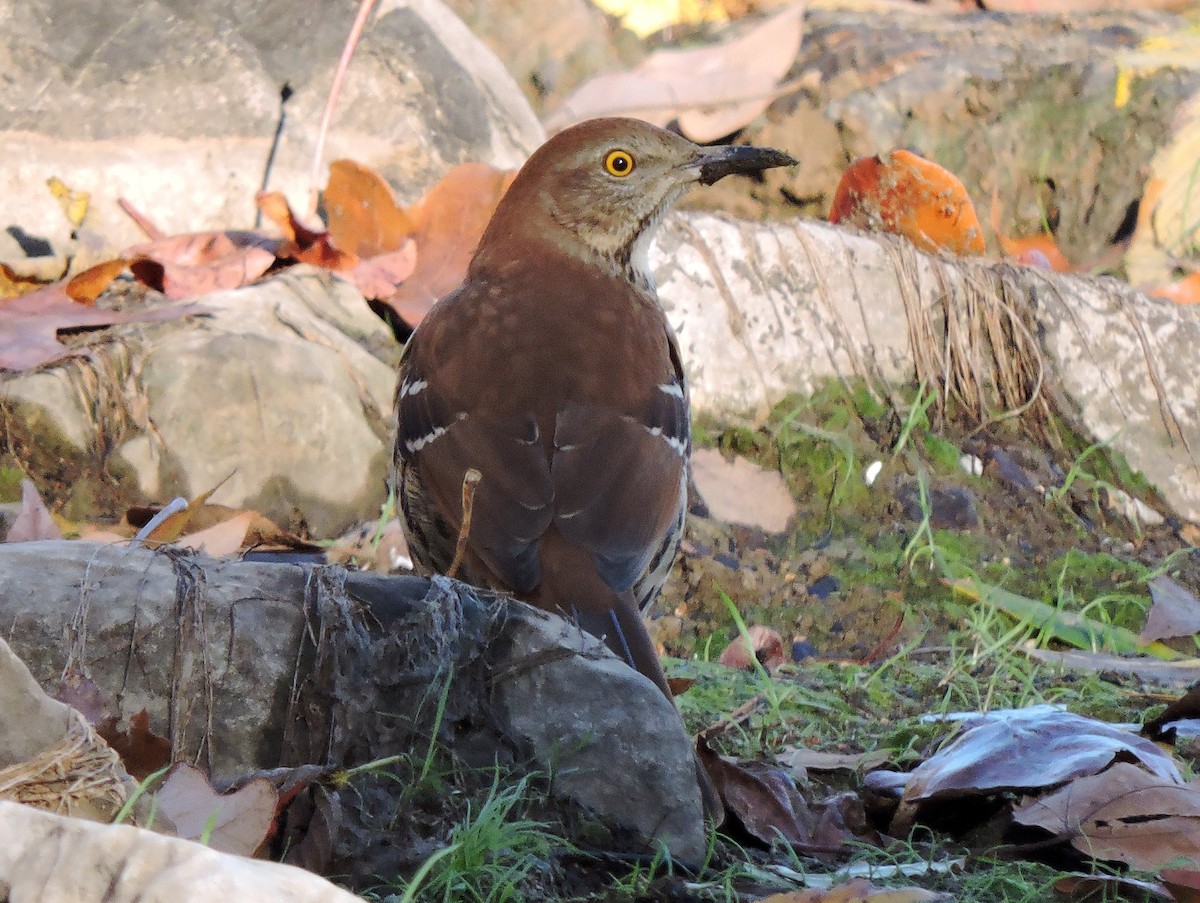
[692, 144, 797, 186]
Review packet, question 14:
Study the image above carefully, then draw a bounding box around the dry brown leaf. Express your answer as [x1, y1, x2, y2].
[1162, 869, 1200, 903]
[126, 232, 278, 300]
[256, 191, 358, 270]
[155, 762, 278, 856]
[383, 163, 516, 326]
[6, 479, 62, 542]
[175, 510, 319, 557]
[777, 748, 894, 774]
[98, 709, 172, 781]
[257, 189, 416, 299]
[718, 624, 786, 671]
[176, 511, 259, 557]
[1013, 761, 1200, 871]
[138, 481, 230, 545]
[697, 736, 860, 852]
[1052, 873, 1172, 902]
[1142, 575, 1200, 642]
[830, 150, 985, 255]
[0, 280, 206, 372]
[324, 159, 415, 258]
[691, 448, 796, 532]
[547, 4, 805, 142]
[988, 185, 1072, 271]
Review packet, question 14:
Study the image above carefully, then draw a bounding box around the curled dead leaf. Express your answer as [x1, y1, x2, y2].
[830, 150, 985, 256]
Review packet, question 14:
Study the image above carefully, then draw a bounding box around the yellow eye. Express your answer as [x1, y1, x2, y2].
[604, 150, 635, 177]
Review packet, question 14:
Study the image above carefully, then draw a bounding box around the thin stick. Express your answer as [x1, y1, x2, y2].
[308, 0, 379, 217]
[117, 198, 165, 240]
[446, 469, 482, 579]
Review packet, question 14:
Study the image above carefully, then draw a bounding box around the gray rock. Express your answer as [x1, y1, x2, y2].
[2, 268, 400, 536]
[0, 0, 544, 256]
[492, 604, 707, 862]
[0, 540, 706, 863]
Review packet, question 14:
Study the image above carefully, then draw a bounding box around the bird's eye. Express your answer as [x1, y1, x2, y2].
[604, 150, 635, 177]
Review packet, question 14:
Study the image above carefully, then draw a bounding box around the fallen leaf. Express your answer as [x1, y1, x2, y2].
[64, 258, 129, 304]
[897, 707, 1180, 806]
[830, 150, 985, 255]
[0, 262, 51, 300]
[6, 479, 62, 542]
[718, 624, 787, 671]
[126, 232, 278, 300]
[987, 186, 1073, 272]
[1142, 575, 1200, 642]
[0, 281, 206, 372]
[761, 879, 951, 902]
[135, 480, 231, 545]
[53, 670, 114, 727]
[699, 737, 817, 847]
[324, 159, 415, 258]
[546, 5, 805, 143]
[176, 510, 320, 557]
[155, 762, 278, 856]
[1014, 761, 1200, 871]
[1052, 873, 1172, 902]
[691, 448, 796, 532]
[347, 243, 417, 301]
[667, 676, 697, 695]
[777, 748, 894, 774]
[1162, 869, 1200, 903]
[257, 189, 417, 300]
[698, 736, 857, 851]
[1150, 272, 1200, 305]
[46, 175, 89, 228]
[98, 709, 172, 780]
[384, 163, 516, 326]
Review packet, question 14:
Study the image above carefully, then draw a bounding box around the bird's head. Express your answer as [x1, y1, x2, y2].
[473, 117, 796, 287]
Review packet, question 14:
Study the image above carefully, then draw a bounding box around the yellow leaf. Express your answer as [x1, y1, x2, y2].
[46, 176, 90, 228]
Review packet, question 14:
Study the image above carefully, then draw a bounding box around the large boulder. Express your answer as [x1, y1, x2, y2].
[0, 0, 544, 257]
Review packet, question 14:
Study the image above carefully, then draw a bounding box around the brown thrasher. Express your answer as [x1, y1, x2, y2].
[394, 118, 794, 698]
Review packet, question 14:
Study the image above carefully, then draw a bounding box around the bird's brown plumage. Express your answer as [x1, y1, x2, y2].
[394, 118, 794, 699]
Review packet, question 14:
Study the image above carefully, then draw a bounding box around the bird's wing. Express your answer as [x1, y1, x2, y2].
[395, 339, 554, 594]
[550, 328, 689, 594]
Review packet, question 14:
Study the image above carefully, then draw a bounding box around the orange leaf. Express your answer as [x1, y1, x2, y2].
[64, 258, 130, 304]
[718, 625, 786, 671]
[98, 709, 172, 780]
[255, 191, 357, 271]
[997, 234, 1072, 272]
[383, 163, 517, 326]
[987, 185, 1072, 272]
[1150, 272, 1200, 304]
[829, 150, 985, 255]
[324, 159, 416, 258]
